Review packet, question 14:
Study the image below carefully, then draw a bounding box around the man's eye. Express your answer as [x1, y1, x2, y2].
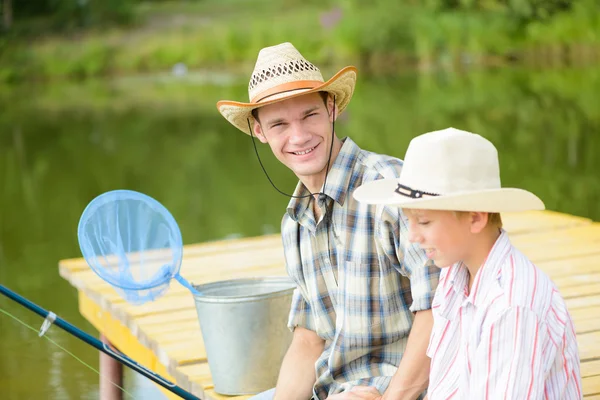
[306, 113, 317, 118]
[418, 221, 430, 226]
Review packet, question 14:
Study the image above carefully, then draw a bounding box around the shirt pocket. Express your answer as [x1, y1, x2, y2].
[340, 260, 411, 350]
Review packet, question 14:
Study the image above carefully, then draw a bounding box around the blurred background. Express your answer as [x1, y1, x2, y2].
[0, 0, 599, 398]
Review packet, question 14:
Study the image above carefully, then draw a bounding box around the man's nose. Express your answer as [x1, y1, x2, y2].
[288, 122, 310, 144]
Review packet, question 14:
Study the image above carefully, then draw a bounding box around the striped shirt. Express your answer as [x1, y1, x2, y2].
[427, 230, 582, 400]
[282, 137, 440, 399]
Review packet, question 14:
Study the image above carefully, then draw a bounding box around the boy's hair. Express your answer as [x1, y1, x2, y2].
[251, 91, 330, 123]
[455, 211, 503, 229]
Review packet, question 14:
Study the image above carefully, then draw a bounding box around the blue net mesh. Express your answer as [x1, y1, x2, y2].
[77, 190, 184, 305]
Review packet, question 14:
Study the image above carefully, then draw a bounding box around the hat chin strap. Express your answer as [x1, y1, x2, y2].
[246, 95, 337, 200]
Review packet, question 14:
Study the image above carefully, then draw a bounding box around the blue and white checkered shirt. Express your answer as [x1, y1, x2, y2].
[281, 137, 440, 398]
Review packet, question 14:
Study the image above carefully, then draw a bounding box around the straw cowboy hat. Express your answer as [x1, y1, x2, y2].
[353, 127, 545, 213]
[216, 42, 357, 135]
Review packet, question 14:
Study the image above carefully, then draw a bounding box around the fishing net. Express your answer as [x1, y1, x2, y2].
[77, 190, 197, 305]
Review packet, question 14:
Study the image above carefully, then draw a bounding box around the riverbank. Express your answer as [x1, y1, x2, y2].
[1, 0, 598, 83]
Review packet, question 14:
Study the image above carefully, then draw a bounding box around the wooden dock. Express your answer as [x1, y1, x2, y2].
[58, 210, 600, 399]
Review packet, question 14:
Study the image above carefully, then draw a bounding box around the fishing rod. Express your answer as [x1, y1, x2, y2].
[0, 284, 201, 400]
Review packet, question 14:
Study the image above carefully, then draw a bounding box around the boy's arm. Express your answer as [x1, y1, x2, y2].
[470, 307, 546, 399]
[382, 309, 433, 400]
[379, 206, 439, 399]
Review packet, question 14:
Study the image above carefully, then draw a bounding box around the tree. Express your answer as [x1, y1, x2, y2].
[2, 0, 12, 30]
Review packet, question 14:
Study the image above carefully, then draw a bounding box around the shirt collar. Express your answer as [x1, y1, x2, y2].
[448, 229, 512, 307]
[286, 137, 360, 222]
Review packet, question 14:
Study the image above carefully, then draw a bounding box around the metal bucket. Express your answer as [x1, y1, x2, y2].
[192, 277, 295, 395]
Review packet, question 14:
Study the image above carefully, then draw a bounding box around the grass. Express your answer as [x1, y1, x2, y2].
[0, 0, 598, 83]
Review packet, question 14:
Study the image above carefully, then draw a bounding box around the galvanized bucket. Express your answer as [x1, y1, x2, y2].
[192, 277, 295, 395]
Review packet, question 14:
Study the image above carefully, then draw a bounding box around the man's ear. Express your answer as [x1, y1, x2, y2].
[252, 117, 268, 144]
[469, 212, 489, 234]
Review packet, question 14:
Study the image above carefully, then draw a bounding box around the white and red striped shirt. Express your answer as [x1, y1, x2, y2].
[427, 230, 582, 399]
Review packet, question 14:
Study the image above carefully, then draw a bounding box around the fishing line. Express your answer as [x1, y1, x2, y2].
[247, 94, 337, 200]
[246, 94, 339, 266]
[0, 305, 137, 399]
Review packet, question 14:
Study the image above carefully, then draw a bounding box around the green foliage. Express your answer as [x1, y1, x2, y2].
[0, 0, 598, 82]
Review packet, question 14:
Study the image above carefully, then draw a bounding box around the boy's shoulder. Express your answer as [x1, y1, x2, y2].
[500, 246, 565, 319]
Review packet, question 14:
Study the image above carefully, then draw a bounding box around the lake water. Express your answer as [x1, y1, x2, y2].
[0, 65, 598, 399]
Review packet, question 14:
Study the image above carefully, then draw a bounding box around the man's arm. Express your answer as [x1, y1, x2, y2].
[274, 326, 325, 400]
[382, 309, 433, 400]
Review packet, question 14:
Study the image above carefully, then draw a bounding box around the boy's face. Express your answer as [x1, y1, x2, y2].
[252, 93, 341, 190]
[404, 209, 474, 268]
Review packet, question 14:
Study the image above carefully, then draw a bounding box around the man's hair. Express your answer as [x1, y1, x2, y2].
[251, 91, 330, 124]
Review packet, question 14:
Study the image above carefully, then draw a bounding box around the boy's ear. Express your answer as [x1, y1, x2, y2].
[253, 119, 268, 144]
[469, 212, 489, 234]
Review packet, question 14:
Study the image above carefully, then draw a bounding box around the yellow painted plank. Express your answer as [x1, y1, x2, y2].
[561, 283, 600, 299]
[61, 248, 285, 294]
[578, 331, 600, 360]
[575, 316, 600, 334]
[582, 360, 600, 378]
[60, 234, 283, 274]
[583, 375, 600, 396]
[77, 291, 211, 398]
[204, 389, 252, 400]
[60, 211, 600, 399]
[584, 395, 600, 399]
[521, 243, 600, 264]
[502, 210, 591, 234]
[511, 224, 600, 246]
[567, 295, 600, 310]
[570, 306, 600, 322]
[158, 340, 207, 368]
[553, 272, 600, 289]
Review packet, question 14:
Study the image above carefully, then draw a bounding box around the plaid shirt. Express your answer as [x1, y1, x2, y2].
[281, 137, 440, 399]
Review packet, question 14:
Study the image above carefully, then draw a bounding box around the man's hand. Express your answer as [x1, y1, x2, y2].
[326, 386, 383, 400]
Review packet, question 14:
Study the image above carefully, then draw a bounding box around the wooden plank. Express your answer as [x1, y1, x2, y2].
[501, 210, 592, 234]
[60, 234, 283, 274]
[60, 245, 286, 292]
[583, 375, 600, 396]
[567, 295, 600, 310]
[575, 315, 600, 334]
[511, 223, 600, 246]
[77, 291, 208, 398]
[59, 210, 600, 399]
[582, 360, 600, 378]
[561, 283, 600, 300]
[553, 271, 600, 289]
[579, 331, 600, 361]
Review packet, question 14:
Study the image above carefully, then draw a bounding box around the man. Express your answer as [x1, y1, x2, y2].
[217, 42, 440, 400]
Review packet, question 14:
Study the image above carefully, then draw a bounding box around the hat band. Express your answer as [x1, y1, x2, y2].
[251, 80, 324, 103]
[395, 183, 440, 199]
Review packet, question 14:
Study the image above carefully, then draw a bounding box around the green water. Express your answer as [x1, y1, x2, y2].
[0, 65, 599, 399]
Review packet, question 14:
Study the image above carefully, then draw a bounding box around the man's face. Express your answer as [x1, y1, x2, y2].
[253, 93, 340, 190]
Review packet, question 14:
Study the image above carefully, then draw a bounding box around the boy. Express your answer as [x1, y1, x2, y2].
[353, 127, 582, 399]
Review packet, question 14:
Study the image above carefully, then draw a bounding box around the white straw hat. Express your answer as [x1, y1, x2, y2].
[353, 127, 545, 212]
[216, 42, 357, 135]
